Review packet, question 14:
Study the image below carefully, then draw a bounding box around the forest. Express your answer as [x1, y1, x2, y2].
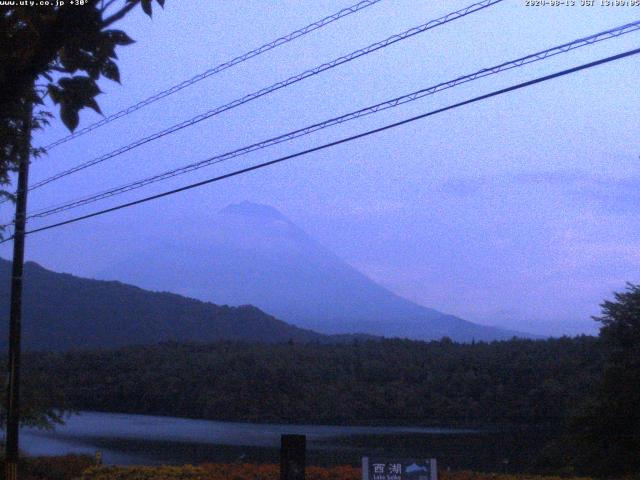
[10, 282, 640, 477]
[23, 336, 602, 427]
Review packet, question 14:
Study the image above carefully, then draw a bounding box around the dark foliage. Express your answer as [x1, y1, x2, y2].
[21, 336, 602, 427]
[0, 0, 164, 201]
[0, 455, 94, 480]
[558, 284, 640, 477]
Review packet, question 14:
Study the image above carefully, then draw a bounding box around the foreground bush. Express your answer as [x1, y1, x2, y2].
[79, 464, 361, 480]
[81, 464, 595, 480]
[442, 472, 593, 480]
[79, 465, 210, 480]
[202, 464, 359, 480]
[0, 454, 94, 480]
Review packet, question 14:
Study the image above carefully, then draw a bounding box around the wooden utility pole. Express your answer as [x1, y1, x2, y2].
[4, 101, 32, 480]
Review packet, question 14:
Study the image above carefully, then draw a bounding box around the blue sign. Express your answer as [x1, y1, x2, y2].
[362, 457, 437, 480]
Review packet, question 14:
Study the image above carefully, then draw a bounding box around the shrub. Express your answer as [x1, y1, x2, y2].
[79, 465, 209, 480]
[0, 454, 94, 480]
[2, 459, 594, 480]
[440, 472, 593, 480]
[83, 464, 595, 480]
[200, 464, 361, 480]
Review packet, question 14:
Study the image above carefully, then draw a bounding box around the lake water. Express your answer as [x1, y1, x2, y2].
[18, 411, 475, 466]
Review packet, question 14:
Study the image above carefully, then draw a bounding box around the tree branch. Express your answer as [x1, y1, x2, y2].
[103, 1, 138, 27]
[100, 0, 120, 14]
[0, 3, 101, 113]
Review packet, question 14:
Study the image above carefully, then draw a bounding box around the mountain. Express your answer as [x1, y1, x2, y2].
[101, 201, 525, 341]
[0, 258, 332, 351]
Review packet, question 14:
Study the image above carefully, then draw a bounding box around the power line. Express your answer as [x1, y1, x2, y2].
[43, 0, 385, 151]
[27, 0, 503, 193]
[24, 19, 640, 221]
[4, 46, 637, 243]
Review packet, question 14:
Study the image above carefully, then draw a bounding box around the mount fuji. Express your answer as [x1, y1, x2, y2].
[102, 201, 525, 341]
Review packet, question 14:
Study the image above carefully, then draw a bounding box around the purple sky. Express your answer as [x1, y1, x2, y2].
[2, 0, 639, 336]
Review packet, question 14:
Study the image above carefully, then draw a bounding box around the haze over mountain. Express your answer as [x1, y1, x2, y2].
[100, 201, 525, 341]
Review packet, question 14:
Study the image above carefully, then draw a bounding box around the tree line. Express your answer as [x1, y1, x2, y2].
[22, 336, 602, 427]
[2, 285, 638, 478]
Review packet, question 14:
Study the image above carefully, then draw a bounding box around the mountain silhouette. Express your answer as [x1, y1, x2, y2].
[101, 201, 525, 341]
[0, 258, 332, 351]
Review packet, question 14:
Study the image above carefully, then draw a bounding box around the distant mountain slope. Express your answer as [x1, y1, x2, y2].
[102, 201, 526, 341]
[0, 258, 328, 351]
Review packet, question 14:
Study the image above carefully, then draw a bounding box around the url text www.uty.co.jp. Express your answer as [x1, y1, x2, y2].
[0, 1, 88, 6]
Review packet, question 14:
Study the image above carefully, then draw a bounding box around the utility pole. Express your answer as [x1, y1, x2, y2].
[4, 101, 32, 480]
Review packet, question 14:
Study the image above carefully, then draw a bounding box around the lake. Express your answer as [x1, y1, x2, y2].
[18, 411, 477, 467]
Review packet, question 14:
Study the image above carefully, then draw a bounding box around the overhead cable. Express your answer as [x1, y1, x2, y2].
[25, 19, 640, 220]
[28, 0, 503, 192]
[4, 45, 637, 243]
[43, 0, 385, 151]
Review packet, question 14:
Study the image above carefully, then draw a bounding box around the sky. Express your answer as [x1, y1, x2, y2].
[2, 0, 639, 336]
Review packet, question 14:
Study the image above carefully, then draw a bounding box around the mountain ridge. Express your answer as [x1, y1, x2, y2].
[0, 258, 342, 351]
[98, 201, 529, 341]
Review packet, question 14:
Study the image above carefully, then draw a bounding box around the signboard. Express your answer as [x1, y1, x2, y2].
[362, 457, 437, 480]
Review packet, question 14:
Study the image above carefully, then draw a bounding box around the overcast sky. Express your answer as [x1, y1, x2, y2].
[2, 0, 639, 336]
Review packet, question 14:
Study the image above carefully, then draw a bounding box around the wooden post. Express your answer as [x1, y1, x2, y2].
[280, 434, 305, 480]
[4, 100, 32, 480]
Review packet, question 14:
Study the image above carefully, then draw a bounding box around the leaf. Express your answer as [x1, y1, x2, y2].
[156, 0, 165, 7]
[58, 76, 102, 100]
[86, 62, 101, 80]
[141, 0, 152, 16]
[60, 104, 79, 132]
[105, 29, 135, 46]
[55, 76, 104, 131]
[59, 47, 81, 73]
[47, 85, 63, 104]
[85, 97, 102, 115]
[101, 59, 120, 83]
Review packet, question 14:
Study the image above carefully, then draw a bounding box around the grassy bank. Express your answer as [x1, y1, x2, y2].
[80, 464, 595, 480]
[0, 456, 598, 480]
[0, 455, 95, 480]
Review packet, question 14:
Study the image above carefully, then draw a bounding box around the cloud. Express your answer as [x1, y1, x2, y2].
[514, 170, 640, 214]
[440, 169, 640, 214]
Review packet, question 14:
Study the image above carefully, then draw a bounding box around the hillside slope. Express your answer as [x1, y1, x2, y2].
[102, 202, 525, 341]
[0, 258, 326, 351]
